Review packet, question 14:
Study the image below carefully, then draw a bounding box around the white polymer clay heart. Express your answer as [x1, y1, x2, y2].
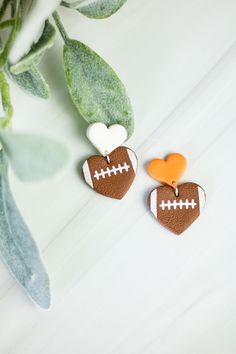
[86, 123, 128, 156]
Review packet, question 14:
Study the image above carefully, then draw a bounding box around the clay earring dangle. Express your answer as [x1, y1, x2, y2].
[147, 153, 206, 235]
[82, 123, 137, 199]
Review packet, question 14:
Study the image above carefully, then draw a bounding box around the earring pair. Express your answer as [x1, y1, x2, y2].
[81, 123, 205, 235]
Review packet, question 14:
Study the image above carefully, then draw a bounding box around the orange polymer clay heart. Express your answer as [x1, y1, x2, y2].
[147, 153, 187, 186]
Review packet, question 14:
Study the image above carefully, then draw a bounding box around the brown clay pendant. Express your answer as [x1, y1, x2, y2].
[82, 123, 137, 199]
[147, 153, 206, 235]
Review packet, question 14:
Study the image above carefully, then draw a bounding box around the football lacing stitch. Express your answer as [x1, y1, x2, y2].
[159, 199, 197, 210]
[93, 162, 130, 180]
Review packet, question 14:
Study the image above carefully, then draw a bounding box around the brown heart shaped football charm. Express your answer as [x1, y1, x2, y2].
[82, 146, 137, 199]
[148, 182, 206, 235]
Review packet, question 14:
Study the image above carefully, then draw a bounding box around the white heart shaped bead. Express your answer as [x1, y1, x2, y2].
[86, 123, 128, 156]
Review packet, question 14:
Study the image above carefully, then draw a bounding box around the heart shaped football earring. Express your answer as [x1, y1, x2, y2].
[147, 153, 206, 235]
[82, 122, 137, 199]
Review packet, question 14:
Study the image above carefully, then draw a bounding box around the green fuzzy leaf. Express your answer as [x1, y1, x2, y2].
[63, 39, 134, 137]
[0, 150, 50, 308]
[10, 66, 50, 98]
[9, 21, 56, 75]
[0, 131, 69, 181]
[61, 0, 127, 19]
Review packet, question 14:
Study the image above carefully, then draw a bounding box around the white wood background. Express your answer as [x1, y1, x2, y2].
[1, 0, 236, 353]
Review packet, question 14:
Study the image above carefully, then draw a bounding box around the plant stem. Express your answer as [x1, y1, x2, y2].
[0, 0, 21, 69]
[0, 20, 18, 68]
[0, 19, 15, 29]
[52, 11, 69, 43]
[0, 0, 10, 21]
[0, 71, 13, 129]
[10, 0, 15, 17]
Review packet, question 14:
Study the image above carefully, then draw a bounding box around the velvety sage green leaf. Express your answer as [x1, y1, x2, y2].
[0, 150, 50, 308]
[9, 21, 56, 75]
[10, 66, 50, 98]
[63, 39, 134, 137]
[61, 0, 127, 19]
[0, 131, 69, 181]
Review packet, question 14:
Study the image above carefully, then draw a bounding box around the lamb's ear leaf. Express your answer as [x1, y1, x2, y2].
[0, 150, 50, 309]
[63, 39, 134, 138]
[9, 21, 56, 75]
[0, 131, 69, 181]
[61, 0, 127, 19]
[10, 66, 50, 98]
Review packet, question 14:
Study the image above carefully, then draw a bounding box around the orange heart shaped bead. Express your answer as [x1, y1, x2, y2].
[147, 153, 187, 186]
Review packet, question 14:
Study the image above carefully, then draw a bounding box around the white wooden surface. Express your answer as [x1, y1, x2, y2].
[1, 0, 236, 353]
